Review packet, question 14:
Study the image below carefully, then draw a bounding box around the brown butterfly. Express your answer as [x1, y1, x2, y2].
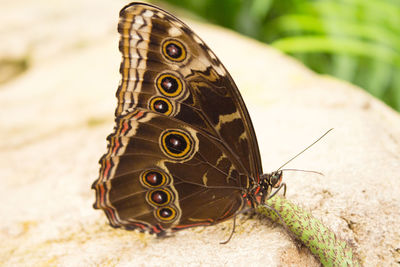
[92, 2, 284, 236]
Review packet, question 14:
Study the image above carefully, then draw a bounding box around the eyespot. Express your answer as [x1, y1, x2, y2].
[147, 189, 172, 206]
[156, 73, 183, 97]
[149, 97, 173, 115]
[140, 170, 168, 188]
[155, 206, 177, 221]
[161, 39, 186, 62]
[160, 129, 193, 159]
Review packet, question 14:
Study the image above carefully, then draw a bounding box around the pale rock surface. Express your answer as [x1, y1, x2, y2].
[1, 1, 399, 266]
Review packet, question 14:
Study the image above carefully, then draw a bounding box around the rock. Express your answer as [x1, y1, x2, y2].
[1, 1, 399, 266]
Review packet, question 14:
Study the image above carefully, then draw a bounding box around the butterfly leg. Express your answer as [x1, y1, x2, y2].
[220, 215, 236, 244]
[220, 202, 259, 244]
[268, 182, 287, 200]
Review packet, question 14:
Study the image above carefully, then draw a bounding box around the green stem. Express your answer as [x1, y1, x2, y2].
[257, 196, 360, 266]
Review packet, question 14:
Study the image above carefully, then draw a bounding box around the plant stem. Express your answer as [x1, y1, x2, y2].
[257, 196, 360, 266]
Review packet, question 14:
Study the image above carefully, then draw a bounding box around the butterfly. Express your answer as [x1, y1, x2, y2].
[91, 2, 284, 236]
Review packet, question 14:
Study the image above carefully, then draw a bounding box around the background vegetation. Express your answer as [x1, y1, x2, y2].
[158, 0, 400, 112]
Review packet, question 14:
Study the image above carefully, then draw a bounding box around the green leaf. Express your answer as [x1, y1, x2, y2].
[271, 36, 400, 68]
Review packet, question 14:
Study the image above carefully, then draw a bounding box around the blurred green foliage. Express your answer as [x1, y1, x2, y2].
[158, 0, 400, 112]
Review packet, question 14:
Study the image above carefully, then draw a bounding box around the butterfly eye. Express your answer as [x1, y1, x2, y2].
[156, 207, 177, 221]
[147, 189, 171, 206]
[162, 39, 186, 62]
[149, 97, 173, 115]
[156, 73, 183, 97]
[271, 171, 283, 188]
[160, 130, 193, 159]
[141, 170, 168, 188]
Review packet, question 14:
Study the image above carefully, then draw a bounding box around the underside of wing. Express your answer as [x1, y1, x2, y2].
[92, 109, 246, 234]
[116, 2, 262, 178]
[92, 2, 262, 234]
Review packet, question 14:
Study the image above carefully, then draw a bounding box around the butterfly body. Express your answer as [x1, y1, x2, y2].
[92, 2, 282, 235]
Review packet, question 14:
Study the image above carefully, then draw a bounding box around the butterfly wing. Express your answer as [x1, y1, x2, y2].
[93, 109, 245, 234]
[116, 3, 262, 176]
[92, 3, 262, 234]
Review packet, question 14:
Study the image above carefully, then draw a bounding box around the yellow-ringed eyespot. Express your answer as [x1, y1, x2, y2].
[140, 170, 169, 188]
[156, 206, 177, 221]
[149, 97, 173, 115]
[156, 73, 183, 97]
[160, 129, 193, 159]
[147, 189, 172, 207]
[161, 39, 186, 62]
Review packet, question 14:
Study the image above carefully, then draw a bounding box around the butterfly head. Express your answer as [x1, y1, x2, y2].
[257, 170, 284, 204]
[265, 170, 283, 189]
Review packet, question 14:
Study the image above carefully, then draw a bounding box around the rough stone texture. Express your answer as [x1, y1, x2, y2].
[1, 1, 399, 266]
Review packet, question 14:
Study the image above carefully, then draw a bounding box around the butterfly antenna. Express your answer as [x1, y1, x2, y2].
[277, 128, 333, 171]
[280, 168, 324, 176]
